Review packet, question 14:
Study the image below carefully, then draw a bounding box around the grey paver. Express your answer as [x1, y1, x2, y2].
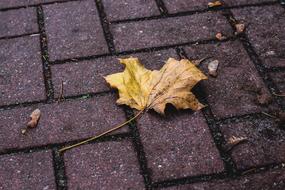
[102, 0, 160, 21]
[232, 5, 285, 68]
[111, 12, 232, 52]
[137, 111, 224, 181]
[220, 118, 285, 170]
[163, 0, 210, 13]
[0, 36, 45, 106]
[0, 0, 66, 9]
[0, 8, 38, 38]
[183, 40, 277, 119]
[51, 49, 178, 98]
[64, 140, 145, 190]
[0, 150, 56, 190]
[0, 94, 127, 151]
[161, 168, 285, 190]
[43, 0, 109, 61]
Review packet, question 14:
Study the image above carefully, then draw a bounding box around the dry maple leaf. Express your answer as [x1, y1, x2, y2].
[105, 57, 207, 114]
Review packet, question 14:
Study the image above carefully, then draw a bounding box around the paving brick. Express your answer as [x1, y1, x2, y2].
[0, 0, 65, 9]
[161, 168, 285, 190]
[0, 36, 45, 106]
[64, 140, 145, 190]
[270, 71, 285, 105]
[111, 12, 232, 52]
[0, 150, 56, 190]
[137, 111, 224, 181]
[223, 0, 276, 6]
[183, 40, 276, 119]
[43, 0, 109, 61]
[232, 5, 285, 68]
[0, 8, 38, 38]
[51, 49, 178, 98]
[220, 118, 285, 170]
[102, 0, 160, 21]
[0, 94, 128, 151]
[163, 0, 209, 13]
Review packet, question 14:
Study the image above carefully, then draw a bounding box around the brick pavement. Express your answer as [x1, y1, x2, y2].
[0, 0, 284, 189]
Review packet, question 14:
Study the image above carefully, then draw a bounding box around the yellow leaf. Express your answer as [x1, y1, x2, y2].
[105, 57, 207, 114]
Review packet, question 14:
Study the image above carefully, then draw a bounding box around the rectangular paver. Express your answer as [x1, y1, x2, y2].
[0, 36, 45, 106]
[0, 150, 56, 190]
[64, 140, 145, 190]
[110, 12, 232, 52]
[220, 118, 285, 170]
[232, 5, 285, 68]
[43, 0, 109, 61]
[183, 40, 277, 119]
[0, 94, 128, 151]
[51, 49, 178, 98]
[102, 0, 160, 21]
[0, 8, 38, 38]
[137, 111, 224, 181]
[0, 0, 65, 9]
[161, 168, 285, 190]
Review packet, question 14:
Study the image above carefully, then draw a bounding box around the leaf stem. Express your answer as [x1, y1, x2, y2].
[59, 109, 144, 153]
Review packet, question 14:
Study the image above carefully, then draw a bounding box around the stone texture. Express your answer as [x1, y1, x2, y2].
[0, 8, 38, 38]
[163, 0, 210, 13]
[183, 40, 276, 119]
[51, 49, 178, 97]
[271, 72, 285, 93]
[0, 150, 56, 190]
[111, 12, 232, 52]
[232, 5, 285, 68]
[0, 36, 45, 106]
[220, 118, 285, 170]
[137, 111, 224, 181]
[0, 94, 128, 151]
[161, 169, 285, 190]
[0, 0, 65, 9]
[43, 0, 109, 61]
[224, 0, 277, 6]
[102, 0, 160, 21]
[64, 140, 145, 190]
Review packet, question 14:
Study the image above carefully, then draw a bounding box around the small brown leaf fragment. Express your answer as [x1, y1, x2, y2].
[208, 60, 219, 77]
[215, 32, 227, 41]
[225, 136, 247, 151]
[234, 23, 245, 35]
[256, 91, 272, 105]
[27, 109, 41, 128]
[208, 1, 222, 7]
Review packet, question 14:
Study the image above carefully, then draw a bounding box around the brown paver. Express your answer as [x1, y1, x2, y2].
[0, 8, 38, 38]
[64, 140, 145, 190]
[51, 49, 178, 98]
[110, 12, 232, 52]
[0, 94, 127, 151]
[220, 118, 285, 170]
[102, 0, 160, 21]
[0, 36, 45, 106]
[183, 40, 276, 119]
[161, 169, 285, 189]
[232, 5, 285, 68]
[137, 111, 224, 181]
[0, 150, 56, 190]
[43, 0, 109, 61]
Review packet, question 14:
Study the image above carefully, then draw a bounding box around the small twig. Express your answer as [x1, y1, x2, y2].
[261, 112, 277, 119]
[59, 109, 145, 153]
[273, 92, 285, 97]
[57, 81, 64, 103]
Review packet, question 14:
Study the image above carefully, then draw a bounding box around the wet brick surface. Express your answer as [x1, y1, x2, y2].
[0, 36, 45, 106]
[232, 5, 285, 68]
[137, 111, 224, 181]
[183, 40, 277, 119]
[0, 94, 127, 151]
[64, 140, 145, 190]
[43, 0, 109, 61]
[111, 12, 232, 51]
[102, 0, 160, 21]
[0, 8, 38, 38]
[0, 150, 56, 190]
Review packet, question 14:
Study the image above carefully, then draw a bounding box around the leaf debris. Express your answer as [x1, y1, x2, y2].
[27, 109, 41, 128]
[207, 60, 219, 77]
[208, 1, 222, 7]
